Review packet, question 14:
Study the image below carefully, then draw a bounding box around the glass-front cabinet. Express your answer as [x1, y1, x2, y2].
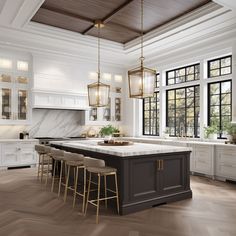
[0, 57, 31, 124]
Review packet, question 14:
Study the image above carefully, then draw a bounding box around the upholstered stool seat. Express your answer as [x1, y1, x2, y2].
[86, 166, 117, 174]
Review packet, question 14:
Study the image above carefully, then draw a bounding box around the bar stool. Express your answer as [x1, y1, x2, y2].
[63, 152, 86, 212]
[50, 148, 65, 197]
[84, 157, 119, 224]
[44, 146, 53, 186]
[35, 144, 48, 182]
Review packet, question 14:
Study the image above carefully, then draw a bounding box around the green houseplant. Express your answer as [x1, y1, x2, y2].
[204, 125, 218, 139]
[99, 125, 119, 139]
[224, 123, 236, 141]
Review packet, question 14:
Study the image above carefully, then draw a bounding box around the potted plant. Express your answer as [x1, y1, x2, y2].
[204, 125, 218, 139]
[224, 123, 236, 142]
[99, 125, 119, 142]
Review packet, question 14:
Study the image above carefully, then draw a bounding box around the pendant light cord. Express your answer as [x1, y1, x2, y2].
[98, 23, 101, 83]
[140, 0, 144, 66]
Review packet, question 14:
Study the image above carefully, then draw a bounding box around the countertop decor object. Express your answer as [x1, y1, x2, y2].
[97, 140, 133, 146]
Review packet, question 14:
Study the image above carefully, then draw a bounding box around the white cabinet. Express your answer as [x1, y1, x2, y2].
[0, 57, 31, 125]
[215, 146, 236, 181]
[191, 144, 214, 176]
[0, 140, 38, 169]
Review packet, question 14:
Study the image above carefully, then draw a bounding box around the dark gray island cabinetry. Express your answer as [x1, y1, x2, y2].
[51, 140, 192, 215]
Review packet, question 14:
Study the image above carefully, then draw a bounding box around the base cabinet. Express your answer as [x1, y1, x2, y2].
[129, 153, 190, 206]
[215, 146, 236, 181]
[0, 141, 38, 169]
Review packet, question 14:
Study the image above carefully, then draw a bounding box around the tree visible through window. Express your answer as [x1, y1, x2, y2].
[143, 92, 159, 136]
[166, 86, 200, 137]
[208, 80, 232, 138]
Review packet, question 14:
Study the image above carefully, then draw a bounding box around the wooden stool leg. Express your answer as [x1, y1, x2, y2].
[51, 159, 57, 192]
[104, 175, 107, 208]
[58, 160, 63, 197]
[37, 154, 41, 179]
[73, 166, 79, 208]
[40, 154, 45, 182]
[114, 172, 120, 214]
[85, 172, 91, 216]
[82, 168, 86, 214]
[45, 156, 50, 186]
[96, 174, 101, 224]
[64, 165, 70, 202]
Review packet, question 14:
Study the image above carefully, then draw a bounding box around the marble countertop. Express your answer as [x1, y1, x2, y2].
[124, 137, 236, 147]
[0, 139, 39, 142]
[50, 139, 192, 157]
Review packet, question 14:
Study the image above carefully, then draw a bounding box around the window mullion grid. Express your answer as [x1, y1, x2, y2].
[175, 90, 177, 137]
[219, 82, 222, 138]
[185, 87, 187, 137]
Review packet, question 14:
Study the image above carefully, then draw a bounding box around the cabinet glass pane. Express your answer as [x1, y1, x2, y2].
[89, 108, 97, 121]
[0, 73, 11, 82]
[103, 98, 111, 121]
[0, 58, 12, 69]
[18, 90, 27, 120]
[16, 76, 28, 84]
[115, 98, 121, 121]
[1, 88, 11, 119]
[17, 61, 28, 71]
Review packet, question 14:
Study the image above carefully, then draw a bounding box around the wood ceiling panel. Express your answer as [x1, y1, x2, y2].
[31, 0, 212, 43]
[32, 8, 93, 33]
[88, 22, 139, 44]
[110, 0, 211, 32]
[41, 0, 128, 21]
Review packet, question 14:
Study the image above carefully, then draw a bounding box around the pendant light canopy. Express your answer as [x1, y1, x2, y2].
[128, 0, 156, 99]
[88, 21, 110, 107]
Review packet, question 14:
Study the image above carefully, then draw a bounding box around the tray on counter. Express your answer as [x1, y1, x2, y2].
[97, 141, 133, 146]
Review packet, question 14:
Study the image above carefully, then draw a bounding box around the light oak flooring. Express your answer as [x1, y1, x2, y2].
[0, 168, 236, 236]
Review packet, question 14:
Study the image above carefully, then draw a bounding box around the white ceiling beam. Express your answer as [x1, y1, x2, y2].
[0, 0, 44, 28]
[213, 0, 236, 10]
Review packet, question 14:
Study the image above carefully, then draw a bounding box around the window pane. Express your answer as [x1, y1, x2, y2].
[210, 83, 220, 94]
[176, 89, 185, 99]
[221, 81, 231, 93]
[210, 95, 220, 105]
[221, 67, 231, 75]
[221, 105, 231, 115]
[210, 106, 219, 116]
[221, 93, 231, 105]
[210, 60, 220, 69]
[210, 69, 220, 77]
[221, 57, 231, 67]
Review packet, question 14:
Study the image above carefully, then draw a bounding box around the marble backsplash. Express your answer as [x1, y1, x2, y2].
[0, 109, 88, 139]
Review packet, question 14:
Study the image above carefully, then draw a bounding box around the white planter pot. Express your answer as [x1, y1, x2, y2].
[208, 133, 218, 140]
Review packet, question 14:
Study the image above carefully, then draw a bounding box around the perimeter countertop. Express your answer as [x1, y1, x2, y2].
[0, 139, 39, 142]
[50, 139, 192, 157]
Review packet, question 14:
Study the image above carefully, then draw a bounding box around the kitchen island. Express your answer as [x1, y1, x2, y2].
[51, 139, 192, 215]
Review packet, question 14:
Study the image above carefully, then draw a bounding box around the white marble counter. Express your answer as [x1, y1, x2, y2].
[123, 137, 236, 148]
[51, 139, 192, 157]
[0, 139, 38, 142]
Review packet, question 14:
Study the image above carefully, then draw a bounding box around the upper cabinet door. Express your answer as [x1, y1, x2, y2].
[0, 56, 31, 124]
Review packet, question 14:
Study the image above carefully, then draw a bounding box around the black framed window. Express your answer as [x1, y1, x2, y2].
[208, 80, 232, 138]
[155, 73, 160, 88]
[166, 64, 200, 85]
[208, 55, 232, 78]
[166, 85, 200, 137]
[143, 92, 159, 136]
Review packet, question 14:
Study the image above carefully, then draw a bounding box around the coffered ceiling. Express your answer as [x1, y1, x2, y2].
[31, 0, 211, 44]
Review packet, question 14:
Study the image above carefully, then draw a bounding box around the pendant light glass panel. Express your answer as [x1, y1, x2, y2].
[88, 81, 110, 107]
[128, 66, 156, 99]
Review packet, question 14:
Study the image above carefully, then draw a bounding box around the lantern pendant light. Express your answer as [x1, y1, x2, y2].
[88, 21, 110, 107]
[128, 0, 156, 99]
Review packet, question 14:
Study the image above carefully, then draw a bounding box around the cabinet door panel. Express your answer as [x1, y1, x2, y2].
[160, 155, 185, 194]
[130, 158, 159, 200]
[1, 144, 18, 165]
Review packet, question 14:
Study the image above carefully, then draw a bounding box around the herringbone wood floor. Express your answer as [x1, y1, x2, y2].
[0, 168, 236, 236]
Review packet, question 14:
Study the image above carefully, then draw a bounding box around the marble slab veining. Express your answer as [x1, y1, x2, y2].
[51, 139, 192, 157]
